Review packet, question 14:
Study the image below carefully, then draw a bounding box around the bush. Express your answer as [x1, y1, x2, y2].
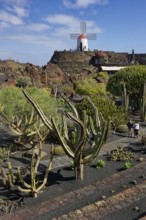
[96, 71, 109, 81]
[16, 76, 32, 88]
[107, 65, 146, 110]
[75, 77, 107, 98]
[0, 86, 58, 121]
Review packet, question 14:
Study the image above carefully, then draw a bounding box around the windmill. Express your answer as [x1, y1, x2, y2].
[70, 21, 97, 51]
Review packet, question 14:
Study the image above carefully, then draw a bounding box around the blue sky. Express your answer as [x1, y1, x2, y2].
[0, 0, 146, 66]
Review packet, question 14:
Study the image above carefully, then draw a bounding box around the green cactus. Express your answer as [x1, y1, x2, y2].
[140, 81, 146, 122]
[1, 162, 17, 188]
[121, 82, 129, 112]
[17, 143, 53, 197]
[23, 90, 110, 181]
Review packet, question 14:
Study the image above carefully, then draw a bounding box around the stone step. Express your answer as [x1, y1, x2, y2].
[54, 180, 146, 220]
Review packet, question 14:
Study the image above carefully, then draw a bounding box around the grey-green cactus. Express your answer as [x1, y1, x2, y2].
[0, 107, 50, 153]
[140, 81, 146, 122]
[1, 162, 17, 188]
[17, 143, 53, 197]
[121, 82, 129, 112]
[23, 90, 110, 180]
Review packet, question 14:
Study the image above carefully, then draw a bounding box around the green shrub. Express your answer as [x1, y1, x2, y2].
[97, 71, 109, 81]
[75, 77, 107, 98]
[16, 76, 32, 88]
[107, 65, 146, 110]
[0, 86, 58, 121]
[63, 84, 74, 95]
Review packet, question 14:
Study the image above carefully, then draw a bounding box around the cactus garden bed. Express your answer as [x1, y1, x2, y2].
[0, 90, 146, 219]
[0, 134, 146, 219]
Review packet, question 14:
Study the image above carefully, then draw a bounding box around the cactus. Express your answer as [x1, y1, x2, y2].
[17, 143, 53, 197]
[140, 81, 146, 122]
[121, 82, 129, 112]
[0, 106, 50, 154]
[1, 162, 17, 188]
[23, 90, 110, 180]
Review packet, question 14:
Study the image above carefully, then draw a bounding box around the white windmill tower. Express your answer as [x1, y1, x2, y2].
[70, 21, 97, 51]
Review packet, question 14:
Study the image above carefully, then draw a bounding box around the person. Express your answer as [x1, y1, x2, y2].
[127, 119, 133, 137]
[133, 121, 140, 138]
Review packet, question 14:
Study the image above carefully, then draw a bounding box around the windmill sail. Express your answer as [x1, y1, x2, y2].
[70, 21, 97, 51]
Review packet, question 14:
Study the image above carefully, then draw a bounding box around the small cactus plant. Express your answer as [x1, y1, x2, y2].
[96, 159, 106, 169]
[1, 162, 18, 188]
[17, 143, 53, 198]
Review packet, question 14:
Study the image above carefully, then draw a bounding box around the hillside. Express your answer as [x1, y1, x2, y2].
[0, 50, 146, 88]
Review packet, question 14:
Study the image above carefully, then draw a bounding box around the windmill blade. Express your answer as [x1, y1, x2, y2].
[86, 33, 97, 40]
[70, 33, 80, 39]
[80, 21, 86, 34]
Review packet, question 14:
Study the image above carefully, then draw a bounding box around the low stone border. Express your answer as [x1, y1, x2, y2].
[0, 160, 146, 220]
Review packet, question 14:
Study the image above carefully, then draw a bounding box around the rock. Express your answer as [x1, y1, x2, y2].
[138, 157, 144, 162]
[101, 195, 106, 199]
[133, 206, 140, 211]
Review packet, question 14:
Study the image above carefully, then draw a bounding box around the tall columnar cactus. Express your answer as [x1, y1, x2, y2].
[23, 90, 110, 180]
[140, 81, 146, 122]
[121, 82, 129, 112]
[17, 143, 53, 197]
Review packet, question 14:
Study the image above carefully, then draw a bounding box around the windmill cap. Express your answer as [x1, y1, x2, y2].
[78, 34, 86, 39]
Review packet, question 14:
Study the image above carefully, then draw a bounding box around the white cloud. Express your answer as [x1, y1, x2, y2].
[0, 0, 29, 7]
[63, 0, 108, 8]
[0, 10, 24, 25]
[5, 34, 65, 49]
[27, 23, 50, 32]
[44, 14, 102, 35]
[0, 0, 29, 27]
[7, 5, 28, 17]
[0, 21, 10, 30]
[45, 14, 79, 26]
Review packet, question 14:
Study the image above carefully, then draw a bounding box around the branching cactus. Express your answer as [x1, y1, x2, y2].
[17, 143, 53, 198]
[0, 108, 49, 153]
[23, 90, 110, 180]
[52, 97, 110, 180]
